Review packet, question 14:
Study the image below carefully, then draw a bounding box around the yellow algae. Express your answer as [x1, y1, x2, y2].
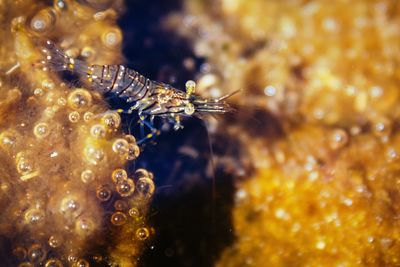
[169, 0, 400, 266]
[0, 0, 154, 266]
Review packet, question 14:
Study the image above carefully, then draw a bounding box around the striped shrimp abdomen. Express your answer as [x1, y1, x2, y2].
[89, 65, 153, 102]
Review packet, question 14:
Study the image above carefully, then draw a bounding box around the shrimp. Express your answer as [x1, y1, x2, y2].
[36, 40, 236, 141]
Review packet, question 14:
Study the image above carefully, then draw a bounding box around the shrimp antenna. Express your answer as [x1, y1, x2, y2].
[216, 89, 242, 102]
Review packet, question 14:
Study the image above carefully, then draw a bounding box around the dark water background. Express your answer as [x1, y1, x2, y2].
[118, 1, 236, 267]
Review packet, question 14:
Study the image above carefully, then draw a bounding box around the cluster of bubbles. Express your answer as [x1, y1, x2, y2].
[0, 0, 155, 266]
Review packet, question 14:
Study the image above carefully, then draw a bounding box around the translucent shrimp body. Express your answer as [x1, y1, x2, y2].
[37, 40, 233, 131]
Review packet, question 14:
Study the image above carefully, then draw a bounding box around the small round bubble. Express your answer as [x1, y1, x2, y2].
[16, 154, 33, 175]
[75, 217, 95, 236]
[112, 138, 129, 155]
[45, 258, 63, 267]
[60, 196, 81, 219]
[74, 259, 89, 267]
[329, 129, 349, 150]
[13, 247, 27, 261]
[102, 28, 122, 48]
[30, 8, 56, 33]
[135, 227, 150, 241]
[81, 46, 95, 59]
[34, 88, 44, 96]
[48, 235, 62, 248]
[128, 207, 140, 218]
[125, 134, 136, 144]
[134, 168, 150, 179]
[116, 178, 135, 197]
[57, 97, 67, 106]
[92, 254, 103, 263]
[96, 185, 112, 202]
[28, 244, 46, 263]
[69, 111, 80, 123]
[126, 143, 140, 160]
[67, 254, 78, 263]
[83, 111, 94, 122]
[0, 130, 18, 151]
[67, 89, 92, 111]
[373, 117, 392, 137]
[136, 177, 155, 198]
[90, 124, 106, 139]
[24, 208, 45, 225]
[112, 168, 127, 183]
[111, 211, 127, 226]
[101, 112, 121, 129]
[34, 122, 50, 138]
[81, 169, 95, 183]
[84, 145, 105, 165]
[114, 199, 129, 211]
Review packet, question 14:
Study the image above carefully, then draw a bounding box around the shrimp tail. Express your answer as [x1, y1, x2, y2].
[35, 40, 88, 74]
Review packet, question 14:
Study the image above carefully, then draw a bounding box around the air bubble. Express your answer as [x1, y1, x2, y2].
[92, 254, 103, 263]
[67, 89, 92, 111]
[135, 227, 150, 241]
[0, 130, 19, 152]
[96, 185, 112, 202]
[57, 97, 67, 106]
[69, 111, 80, 123]
[102, 28, 122, 48]
[111, 211, 127, 226]
[329, 129, 348, 150]
[112, 168, 127, 183]
[114, 200, 128, 211]
[48, 235, 62, 248]
[125, 134, 136, 144]
[54, 0, 68, 10]
[112, 138, 129, 156]
[33, 122, 50, 138]
[13, 247, 27, 261]
[116, 178, 135, 197]
[126, 143, 140, 160]
[81, 169, 95, 183]
[81, 46, 95, 59]
[24, 208, 45, 225]
[67, 254, 78, 263]
[45, 258, 63, 267]
[134, 168, 150, 179]
[60, 196, 82, 219]
[30, 8, 56, 33]
[128, 207, 140, 218]
[136, 177, 155, 199]
[16, 152, 34, 175]
[75, 217, 95, 237]
[373, 117, 392, 137]
[74, 259, 89, 267]
[84, 145, 105, 165]
[28, 244, 46, 263]
[101, 112, 121, 129]
[83, 112, 94, 122]
[34, 88, 44, 96]
[90, 124, 106, 139]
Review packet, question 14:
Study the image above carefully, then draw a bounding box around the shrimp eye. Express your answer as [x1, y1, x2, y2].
[184, 103, 195, 115]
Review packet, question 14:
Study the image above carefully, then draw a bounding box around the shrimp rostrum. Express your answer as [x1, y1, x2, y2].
[37, 40, 235, 140]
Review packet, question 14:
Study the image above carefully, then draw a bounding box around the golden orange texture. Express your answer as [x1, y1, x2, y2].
[168, 0, 400, 266]
[0, 1, 154, 266]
